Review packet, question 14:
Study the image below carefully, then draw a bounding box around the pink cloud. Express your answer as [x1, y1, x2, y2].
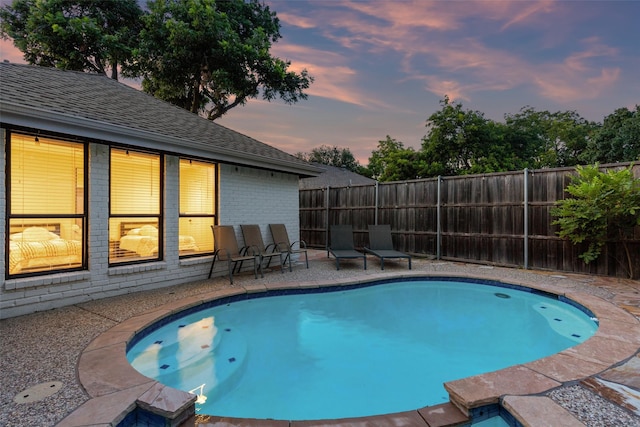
[277, 12, 317, 29]
[532, 38, 620, 103]
[273, 42, 392, 109]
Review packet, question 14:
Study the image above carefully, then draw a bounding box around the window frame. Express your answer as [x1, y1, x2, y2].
[5, 129, 88, 279]
[178, 157, 217, 258]
[108, 147, 164, 266]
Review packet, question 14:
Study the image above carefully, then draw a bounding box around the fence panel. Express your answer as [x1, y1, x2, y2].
[299, 163, 640, 278]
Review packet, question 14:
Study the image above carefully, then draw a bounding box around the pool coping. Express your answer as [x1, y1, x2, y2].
[59, 271, 640, 427]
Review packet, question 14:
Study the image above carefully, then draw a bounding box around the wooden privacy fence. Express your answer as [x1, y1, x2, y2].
[299, 163, 640, 279]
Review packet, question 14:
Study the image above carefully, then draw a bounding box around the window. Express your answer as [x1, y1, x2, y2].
[179, 159, 216, 256]
[109, 148, 162, 264]
[7, 132, 86, 277]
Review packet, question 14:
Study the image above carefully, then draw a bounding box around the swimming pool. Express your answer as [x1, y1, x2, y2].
[126, 277, 598, 421]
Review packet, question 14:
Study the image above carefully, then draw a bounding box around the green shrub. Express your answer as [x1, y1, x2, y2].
[552, 164, 640, 278]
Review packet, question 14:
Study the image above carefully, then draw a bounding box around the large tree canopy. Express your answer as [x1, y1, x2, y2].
[419, 96, 516, 177]
[128, 0, 313, 120]
[365, 98, 624, 179]
[296, 145, 361, 173]
[583, 106, 640, 164]
[367, 136, 421, 182]
[504, 107, 595, 168]
[0, 0, 142, 79]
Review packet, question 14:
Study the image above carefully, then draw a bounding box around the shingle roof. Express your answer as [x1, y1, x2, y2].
[0, 62, 320, 176]
[299, 163, 376, 189]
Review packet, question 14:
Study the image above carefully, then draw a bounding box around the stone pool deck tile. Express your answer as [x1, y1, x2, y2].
[570, 293, 640, 324]
[599, 354, 640, 390]
[289, 410, 429, 427]
[501, 395, 586, 427]
[136, 382, 196, 419]
[417, 402, 470, 426]
[560, 335, 639, 367]
[242, 282, 269, 293]
[158, 294, 217, 315]
[56, 382, 155, 427]
[103, 307, 175, 334]
[444, 365, 561, 416]
[525, 352, 610, 383]
[195, 415, 289, 427]
[594, 316, 640, 345]
[78, 341, 153, 398]
[83, 328, 133, 352]
[264, 281, 310, 291]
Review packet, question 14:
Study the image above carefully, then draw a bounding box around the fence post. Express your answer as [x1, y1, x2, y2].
[437, 175, 442, 260]
[325, 185, 330, 256]
[524, 168, 529, 269]
[375, 181, 379, 225]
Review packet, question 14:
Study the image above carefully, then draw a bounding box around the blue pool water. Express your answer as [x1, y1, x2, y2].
[127, 279, 598, 421]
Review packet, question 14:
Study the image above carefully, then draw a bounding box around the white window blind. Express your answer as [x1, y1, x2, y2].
[179, 159, 216, 255]
[110, 148, 161, 263]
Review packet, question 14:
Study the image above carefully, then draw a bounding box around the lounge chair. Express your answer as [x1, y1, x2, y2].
[328, 224, 366, 270]
[269, 224, 309, 271]
[364, 224, 412, 270]
[240, 224, 288, 273]
[208, 225, 263, 284]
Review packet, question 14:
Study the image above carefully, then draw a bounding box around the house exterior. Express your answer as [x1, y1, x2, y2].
[299, 163, 376, 189]
[0, 62, 320, 319]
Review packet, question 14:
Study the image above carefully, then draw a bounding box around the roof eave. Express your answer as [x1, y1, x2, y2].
[0, 101, 322, 177]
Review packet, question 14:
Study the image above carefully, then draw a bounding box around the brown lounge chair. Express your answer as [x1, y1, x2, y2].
[269, 224, 309, 271]
[240, 224, 287, 273]
[364, 224, 412, 270]
[328, 224, 366, 270]
[208, 225, 262, 284]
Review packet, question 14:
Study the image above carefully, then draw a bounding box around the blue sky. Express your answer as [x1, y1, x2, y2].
[2, 1, 639, 164]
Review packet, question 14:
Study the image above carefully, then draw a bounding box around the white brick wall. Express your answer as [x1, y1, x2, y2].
[1, 143, 302, 319]
[219, 164, 301, 247]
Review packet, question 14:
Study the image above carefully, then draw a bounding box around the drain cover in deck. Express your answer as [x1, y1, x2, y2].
[14, 381, 63, 404]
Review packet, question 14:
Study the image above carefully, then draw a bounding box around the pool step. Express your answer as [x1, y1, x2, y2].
[129, 324, 248, 403]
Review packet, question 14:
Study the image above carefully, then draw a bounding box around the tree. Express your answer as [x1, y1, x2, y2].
[0, 0, 142, 79]
[419, 96, 515, 177]
[296, 145, 360, 172]
[583, 106, 640, 164]
[504, 107, 595, 168]
[128, 0, 313, 120]
[367, 136, 420, 182]
[551, 164, 640, 278]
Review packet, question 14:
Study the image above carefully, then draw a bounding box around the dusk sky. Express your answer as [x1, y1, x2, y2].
[2, 1, 639, 164]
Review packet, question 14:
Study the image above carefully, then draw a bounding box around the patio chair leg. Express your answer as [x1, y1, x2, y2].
[208, 253, 218, 279]
[235, 260, 244, 274]
[259, 255, 264, 277]
[228, 260, 234, 285]
[303, 252, 308, 269]
[284, 252, 292, 272]
[381, 258, 385, 270]
[252, 256, 258, 279]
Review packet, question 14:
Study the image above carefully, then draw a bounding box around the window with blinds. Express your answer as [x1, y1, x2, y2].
[109, 148, 162, 264]
[7, 132, 86, 277]
[179, 159, 216, 256]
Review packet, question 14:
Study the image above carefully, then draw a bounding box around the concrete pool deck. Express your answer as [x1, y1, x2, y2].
[2, 250, 640, 426]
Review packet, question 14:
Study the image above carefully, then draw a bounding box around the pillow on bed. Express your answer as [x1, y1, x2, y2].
[139, 225, 158, 237]
[127, 228, 141, 236]
[11, 227, 60, 242]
